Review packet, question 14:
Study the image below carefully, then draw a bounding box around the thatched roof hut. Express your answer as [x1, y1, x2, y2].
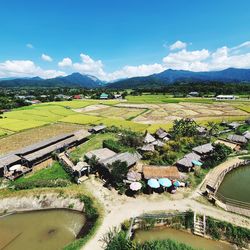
[227, 134, 247, 144]
[192, 143, 214, 155]
[176, 152, 201, 170]
[143, 166, 180, 180]
[151, 140, 165, 147]
[144, 132, 156, 144]
[155, 128, 171, 139]
[243, 131, 250, 140]
[85, 148, 117, 162]
[100, 152, 140, 169]
[88, 125, 106, 133]
[139, 144, 155, 152]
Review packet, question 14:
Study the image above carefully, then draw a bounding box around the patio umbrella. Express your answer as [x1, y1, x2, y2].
[158, 178, 172, 188]
[130, 182, 142, 191]
[127, 171, 142, 182]
[173, 180, 180, 187]
[9, 164, 22, 171]
[192, 160, 202, 166]
[147, 179, 160, 189]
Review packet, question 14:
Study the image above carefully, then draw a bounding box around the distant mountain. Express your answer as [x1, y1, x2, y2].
[1, 68, 250, 89]
[108, 68, 250, 89]
[0, 73, 104, 88]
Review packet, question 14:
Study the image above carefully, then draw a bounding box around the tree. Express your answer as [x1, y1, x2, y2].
[119, 130, 143, 148]
[109, 160, 128, 186]
[206, 122, 219, 136]
[171, 118, 198, 138]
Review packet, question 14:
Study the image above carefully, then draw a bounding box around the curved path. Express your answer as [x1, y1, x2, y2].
[82, 177, 250, 250]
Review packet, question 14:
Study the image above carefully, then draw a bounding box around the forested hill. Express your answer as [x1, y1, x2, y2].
[107, 68, 250, 89]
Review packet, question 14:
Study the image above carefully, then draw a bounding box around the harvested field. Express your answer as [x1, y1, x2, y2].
[82, 106, 147, 120]
[0, 123, 84, 155]
[132, 102, 248, 124]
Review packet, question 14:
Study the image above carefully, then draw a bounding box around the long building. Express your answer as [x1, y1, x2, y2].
[0, 130, 91, 178]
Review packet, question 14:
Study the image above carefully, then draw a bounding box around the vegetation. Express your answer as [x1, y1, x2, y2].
[13, 162, 72, 190]
[103, 228, 195, 250]
[171, 118, 198, 138]
[206, 217, 250, 247]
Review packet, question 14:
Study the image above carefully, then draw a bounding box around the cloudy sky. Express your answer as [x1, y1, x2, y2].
[1, 0, 250, 81]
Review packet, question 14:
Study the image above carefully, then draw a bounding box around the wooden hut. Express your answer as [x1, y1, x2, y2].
[192, 143, 214, 156]
[176, 152, 201, 172]
[143, 132, 156, 144]
[88, 125, 106, 134]
[227, 134, 247, 144]
[85, 148, 117, 162]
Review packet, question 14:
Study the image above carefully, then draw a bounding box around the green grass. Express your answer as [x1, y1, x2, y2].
[15, 162, 71, 183]
[59, 114, 102, 124]
[70, 133, 117, 161]
[126, 95, 214, 104]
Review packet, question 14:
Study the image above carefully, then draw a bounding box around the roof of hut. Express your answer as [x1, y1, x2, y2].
[196, 126, 207, 134]
[144, 132, 156, 144]
[100, 152, 139, 169]
[151, 140, 165, 147]
[139, 144, 155, 152]
[243, 131, 250, 140]
[227, 134, 247, 144]
[192, 143, 214, 155]
[155, 128, 170, 139]
[176, 157, 193, 168]
[184, 152, 201, 161]
[85, 148, 117, 162]
[143, 166, 180, 180]
[89, 125, 106, 132]
[0, 154, 21, 168]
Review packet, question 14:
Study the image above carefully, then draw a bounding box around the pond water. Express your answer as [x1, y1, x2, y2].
[134, 227, 234, 250]
[0, 209, 86, 250]
[217, 164, 250, 203]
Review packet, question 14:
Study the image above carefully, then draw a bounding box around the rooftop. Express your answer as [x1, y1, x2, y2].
[143, 166, 180, 180]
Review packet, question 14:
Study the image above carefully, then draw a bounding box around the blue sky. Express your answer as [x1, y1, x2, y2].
[0, 0, 250, 80]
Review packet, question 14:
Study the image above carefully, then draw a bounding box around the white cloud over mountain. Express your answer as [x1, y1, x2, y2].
[1, 41, 250, 80]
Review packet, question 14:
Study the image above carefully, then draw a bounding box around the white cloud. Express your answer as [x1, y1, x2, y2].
[58, 57, 72, 67]
[41, 54, 53, 62]
[169, 40, 187, 51]
[0, 60, 65, 79]
[26, 43, 34, 49]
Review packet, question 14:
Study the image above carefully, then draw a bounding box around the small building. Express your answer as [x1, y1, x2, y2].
[73, 162, 89, 178]
[227, 122, 240, 130]
[192, 143, 214, 156]
[143, 132, 156, 144]
[85, 148, 117, 162]
[0, 154, 22, 177]
[176, 152, 201, 172]
[245, 118, 250, 125]
[196, 126, 207, 135]
[243, 131, 250, 140]
[139, 144, 155, 152]
[151, 140, 165, 147]
[88, 125, 106, 133]
[142, 166, 180, 180]
[188, 91, 199, 97]
[214, 139, 239, 151]
[100, 93, 109, 99]
[227, 134, 247, 144]
[73, 95, 82, 99]
[216, 95, 235, 101]
[155, 128, 171, 140]
[114, 94, 122, 99]
[100, 152, 140, 169]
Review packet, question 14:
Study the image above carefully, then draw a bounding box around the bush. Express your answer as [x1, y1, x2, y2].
[103, 139, 124, 153]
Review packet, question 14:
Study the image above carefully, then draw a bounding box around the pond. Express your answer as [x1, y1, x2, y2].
[0, 209, 86, 250]
[134, 227, 234, 250]
[217, 164, 250, 203]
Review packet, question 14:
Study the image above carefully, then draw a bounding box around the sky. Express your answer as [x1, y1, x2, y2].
[0, 0, 250, 80]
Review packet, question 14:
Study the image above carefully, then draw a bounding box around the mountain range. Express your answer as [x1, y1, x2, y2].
[1, 68, 250, 89]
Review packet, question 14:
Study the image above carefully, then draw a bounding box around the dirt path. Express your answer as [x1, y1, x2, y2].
[82, 176, 250, 250]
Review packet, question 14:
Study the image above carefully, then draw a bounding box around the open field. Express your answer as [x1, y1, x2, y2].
[79, 105, 147, 120]
[0, 123, 84, 155]
[126, 95, 214, 104]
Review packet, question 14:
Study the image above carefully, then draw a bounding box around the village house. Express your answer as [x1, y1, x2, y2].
[155, 128, 171, 140]
[88, 125, 106, 134]
[143, 132, 156, 144]
[100, 93, 109, 99]
[216, 95, 236, 100]
[227, 134, 247, 144]
[192, 143, 214, 156]
[227, 122, 241, 130]
[196, 126, 207, 136]
[176, 152, 202, 172]
[243, 131, 250, 140]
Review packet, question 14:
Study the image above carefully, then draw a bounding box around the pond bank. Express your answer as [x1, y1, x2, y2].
[0, 193, 84, 214]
